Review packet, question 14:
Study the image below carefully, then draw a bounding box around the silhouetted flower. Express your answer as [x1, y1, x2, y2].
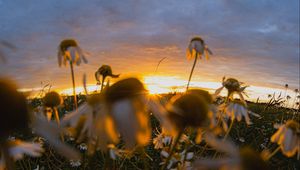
[166, 93, 209, 131]
[215, 77, 248, 104]
[57, 39, 88, 67]
[95, 65, 119, 91]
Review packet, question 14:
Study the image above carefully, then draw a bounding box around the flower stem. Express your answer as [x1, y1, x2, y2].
[186, 53, 198, 91]
[223, 119, 234, 141]
[266, 146, 281, 160]
[161, 130, 184, 170]
[69, 61, 78, 109]
[53, 107, 64, 141]
[101, 76, 106, 92]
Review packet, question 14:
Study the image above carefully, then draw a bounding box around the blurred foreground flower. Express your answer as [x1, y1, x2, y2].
[43, 91, 63, 124]
[0, 140, 44, 170]
[95, 65, 119, 91]
[62, 78, 153, 153]
[186, 36, 213, 90]
[270, 120, 299, 159]
[0, 78, 31, 140]
[57, 39, 89, 109]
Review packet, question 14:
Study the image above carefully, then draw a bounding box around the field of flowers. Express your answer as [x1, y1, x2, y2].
[0, 38, 299, 170]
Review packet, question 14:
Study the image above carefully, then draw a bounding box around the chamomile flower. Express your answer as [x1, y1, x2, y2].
[271, 120, 300, 158]
[186, 36, 213, 90]
[57, 39, 88, 67]
[104, 78, 151, 149]
[224, 101, 252, 125]
[186, 36, 213, 60]
[0, 140, 44, 170]
[166, 93, 209, 131]
[43, 91, 63, 124]
[57, 39, 89, 109]
[215, 77, 248, 104]
[95, 65, 119, 91]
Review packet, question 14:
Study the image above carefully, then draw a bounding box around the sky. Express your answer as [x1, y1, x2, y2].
[0, 0, 299, 100]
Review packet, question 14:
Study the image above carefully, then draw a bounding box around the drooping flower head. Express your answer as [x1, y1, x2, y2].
[271, 120, 300, 158]
[95, 65, 119, 85]
[166, 93, 209, 131]
[186, 36, 213, 60]
[104, 78, 151, 148]
[0, 78, 31, 140]
[57, 39, 88, 67]
[43, 91, 62, 108]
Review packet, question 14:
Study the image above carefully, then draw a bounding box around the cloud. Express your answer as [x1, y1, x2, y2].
[0, 0, 299, 90]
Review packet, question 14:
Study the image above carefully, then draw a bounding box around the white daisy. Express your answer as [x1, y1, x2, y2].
[271, 120, 300, 159]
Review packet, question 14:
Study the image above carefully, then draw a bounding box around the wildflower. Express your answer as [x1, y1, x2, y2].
[57, 39, 88, 67]
[69, 159, 81, 167]
[0, 78, 31, 140]
[61, 93, 118, 154]
[78, 143, 87, 151]
[215, 77, 248, 104]
[95, 65, 119, 91]
[153, 133, 172, 149]
[271, 120, 300, 158]
[57, 39, 88, 109]
[0, 140, 44, 170]
[43, 91, 63, 124]
[104, 78, 151, 149]
[166, 93, 209, 131]
[223, 100, 252, 125]
[32, 115, 81, 160]
[187, 89, 218, 129]
[160, 149, 194, 169]
[186, 37, 213, 61]
[186, 36, 213, 90]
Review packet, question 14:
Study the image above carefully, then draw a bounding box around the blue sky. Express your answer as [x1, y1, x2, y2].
[0, 0, 299, 91]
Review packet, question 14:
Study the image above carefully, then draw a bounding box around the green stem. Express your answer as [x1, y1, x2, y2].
[266, 146, 281, 160]
[69, 61, 78, 109]
[186, 53, 198, 91]
[161, 130, 184, 170]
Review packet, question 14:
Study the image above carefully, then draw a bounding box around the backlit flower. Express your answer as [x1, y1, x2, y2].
[186, 37, 213, 60]
[95, 65, 119, 92]
[271, 120, 300, 158]
[166, 93, 209, 131]
[95, 65, 119, 85]
[215, 77, 248, 104]
[57, 39, 88, 67]
[104, 78, 151, 149]
[224, 101, 251, 125]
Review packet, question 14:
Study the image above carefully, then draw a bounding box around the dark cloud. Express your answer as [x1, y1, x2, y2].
[0, 0, 298, 90]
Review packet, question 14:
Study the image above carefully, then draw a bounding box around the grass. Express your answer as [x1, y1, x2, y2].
[13, 94, 299, 170]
